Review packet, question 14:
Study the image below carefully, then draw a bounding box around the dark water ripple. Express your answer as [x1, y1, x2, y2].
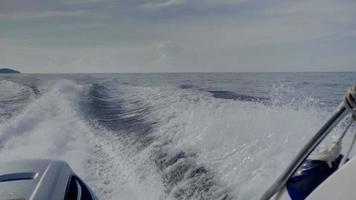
[179, 84, 195, 89]
[29, 86, 41, 96]
[85, 83, 154, 147]
[208, 90, 268, 102]
[0, 82, 37, 121]
[179, 84, 268, 103]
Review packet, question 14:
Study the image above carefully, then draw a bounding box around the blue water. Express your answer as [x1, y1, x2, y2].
[0, 72, 355, 200]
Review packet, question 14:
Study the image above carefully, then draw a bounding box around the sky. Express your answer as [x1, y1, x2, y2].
[0, 0, 355, 73]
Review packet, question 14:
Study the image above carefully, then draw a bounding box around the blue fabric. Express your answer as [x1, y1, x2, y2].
[286, 155, 343, 200]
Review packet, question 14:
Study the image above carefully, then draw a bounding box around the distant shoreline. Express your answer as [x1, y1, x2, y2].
[0, 68, 21, 74]
[5, 71, 355, 75]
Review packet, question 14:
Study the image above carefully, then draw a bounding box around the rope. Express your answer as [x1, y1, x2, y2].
[341, 131, 356, 167]
[337, 120, 354, 142]
[338, 85, 356, 167]
[338, 121, 355, 168]
[261, 85, 356, 200]
[344, 85, 356, 117]
[308, 85, 356, 168]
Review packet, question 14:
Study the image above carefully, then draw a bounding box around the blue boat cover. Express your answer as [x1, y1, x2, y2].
[286, 155, 344, 200]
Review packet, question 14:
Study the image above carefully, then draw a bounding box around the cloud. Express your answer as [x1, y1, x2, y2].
[0, 0, 355, 72]
[142, 0, 185, 10]
[159, 42, 182, 59]
[60, 0, 113, 5]
[0, 10, 89, 20]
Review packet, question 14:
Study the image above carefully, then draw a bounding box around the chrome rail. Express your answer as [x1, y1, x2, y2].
[260, 104, 349, 200]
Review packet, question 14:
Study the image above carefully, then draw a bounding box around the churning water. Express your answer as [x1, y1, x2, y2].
[0, 73, 355, 200]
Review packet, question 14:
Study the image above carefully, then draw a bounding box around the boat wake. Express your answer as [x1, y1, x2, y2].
[85, 81, 232, 199]
[0, 77, 334, 199]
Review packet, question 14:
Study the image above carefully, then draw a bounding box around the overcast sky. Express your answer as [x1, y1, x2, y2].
[0, 0, 355, 73]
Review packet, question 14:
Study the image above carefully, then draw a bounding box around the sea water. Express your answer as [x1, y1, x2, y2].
[0, 72, 355, 200]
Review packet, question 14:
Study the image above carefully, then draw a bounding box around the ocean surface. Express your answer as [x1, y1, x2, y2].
[0, 72, 355, 200]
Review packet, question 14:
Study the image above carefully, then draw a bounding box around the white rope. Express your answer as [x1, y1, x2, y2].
[337, 85, 356, 168]
[339, 129, 356, 167]
[344, 85, 356, 117]
[308, 120, 353, 167]
[338, 119, 354, 143]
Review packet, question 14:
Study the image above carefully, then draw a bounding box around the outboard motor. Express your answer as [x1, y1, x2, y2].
[0, 159, 97, 200]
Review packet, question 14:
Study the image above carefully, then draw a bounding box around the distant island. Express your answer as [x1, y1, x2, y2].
[0, 68, 21, 74]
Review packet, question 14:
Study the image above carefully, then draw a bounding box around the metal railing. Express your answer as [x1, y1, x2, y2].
[261, 101, 353, 199]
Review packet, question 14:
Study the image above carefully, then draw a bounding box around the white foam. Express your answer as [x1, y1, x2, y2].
[0, 80, 164, 200]
[0, 80, 91, 167]
[0, 80, 30, 98]
[0, 79, 343, 200]
[116, 84, 331, 200]
[0, 80, 35, 121]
